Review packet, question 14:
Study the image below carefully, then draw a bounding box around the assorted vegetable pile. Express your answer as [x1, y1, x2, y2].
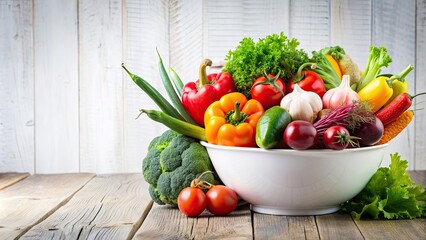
[123, 32, 425, 219]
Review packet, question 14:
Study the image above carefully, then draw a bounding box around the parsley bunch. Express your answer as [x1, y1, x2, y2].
[341, 153, 426, 220]
[223, 32, 309, 98]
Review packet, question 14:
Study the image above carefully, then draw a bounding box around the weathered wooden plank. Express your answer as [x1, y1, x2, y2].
[253, 213, 319, 239]
[0, 172, 30, 190]
[0, 0, 35, 173]
[354, 218, 426, 240]
[79, 0, 124, 173]
[330, 0, 371, 69]
[169, 0, 203, 83]
[408, 170, 426, 187]
[33, 0, 79, 173]
[21, 174, 152, 240]
[0, 173, 95, 239]
[133, 203, 252, 239]
[290, 0, 330, 52]
[315, 213, 363, 240]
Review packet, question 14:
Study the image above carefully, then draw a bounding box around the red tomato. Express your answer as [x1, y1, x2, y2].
[251, 73, 286, 110]
[178, 187, 206, 217]
[323, 126, 352, 150]
[206, 185, 238, 215]
[283, 120, 317, 150]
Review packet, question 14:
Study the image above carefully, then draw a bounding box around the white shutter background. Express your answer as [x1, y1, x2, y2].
[0, 0, 425, 174]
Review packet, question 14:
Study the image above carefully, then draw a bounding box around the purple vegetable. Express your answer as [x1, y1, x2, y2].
[351, 116, 384, 146]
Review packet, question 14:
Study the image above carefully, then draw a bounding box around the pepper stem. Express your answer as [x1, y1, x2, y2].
[294, 62, 317, 83]
[232, 101, 241, 122]
[410, 92, 426, 100]
[199, 59, 213, 87]
[395, 64, 414, 80]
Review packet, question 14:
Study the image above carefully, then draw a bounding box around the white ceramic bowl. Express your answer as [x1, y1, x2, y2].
[200, 141, 389, 216]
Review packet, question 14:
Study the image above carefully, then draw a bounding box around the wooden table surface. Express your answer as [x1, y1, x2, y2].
[0, 171, 424, 240]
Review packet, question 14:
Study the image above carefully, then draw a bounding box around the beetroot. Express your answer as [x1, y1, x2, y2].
[351, 116, 384, 146]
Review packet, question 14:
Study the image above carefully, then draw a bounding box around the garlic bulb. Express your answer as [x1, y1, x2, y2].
[322, 75, 359, 109]
[280, 84, 323, 123]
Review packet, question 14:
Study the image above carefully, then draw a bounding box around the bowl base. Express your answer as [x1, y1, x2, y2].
[251, 205, 341, 216]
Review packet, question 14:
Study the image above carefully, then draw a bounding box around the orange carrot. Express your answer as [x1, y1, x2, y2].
[375, 110, 414, 145]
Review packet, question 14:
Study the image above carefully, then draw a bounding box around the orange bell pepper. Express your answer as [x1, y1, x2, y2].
[204, 92, 264, 147]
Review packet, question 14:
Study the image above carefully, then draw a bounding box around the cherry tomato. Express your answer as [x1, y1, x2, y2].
[206, 185, 238, 215]
[283, 120, 317, 150]
[178, 187, 206, 217]
[251, 73, 286, 110]
[323, 126, 352, 150]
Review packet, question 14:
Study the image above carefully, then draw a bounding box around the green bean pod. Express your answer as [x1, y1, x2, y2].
[122, 64, 184, 121]
[156, 50, 197, 124]
[141, 109, 207, 141]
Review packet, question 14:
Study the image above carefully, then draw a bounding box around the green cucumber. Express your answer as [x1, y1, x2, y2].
[256, 106, 292, 149]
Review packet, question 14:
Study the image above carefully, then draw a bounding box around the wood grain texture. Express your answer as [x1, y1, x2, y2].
[133, 203, 253, 239]
[0, 173, 95, 239]
[290, 0, 330, 52]
[253, 214, 319, 239]
[330, 0, 371, 68]
[354, 219, 426, 240]
[79, 0, 124, 173]
[415, 0, 426, 170]
[0, 172, 30, 190]
[202, 0, 290, 67]
[315, 213, 363, 240]
[0, 0, 35, 173]
[169, 0, 203, 83]
[409, 170, 426, 187]
[21, 174, 152, 240]
[33, 0, 79, 173]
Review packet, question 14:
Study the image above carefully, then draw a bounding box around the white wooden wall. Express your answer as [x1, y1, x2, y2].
[1, 0, 425, 174]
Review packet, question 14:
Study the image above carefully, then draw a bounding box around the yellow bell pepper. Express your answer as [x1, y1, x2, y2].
[358, 76, 393, 112]
[384, 64, 413, 105]
[204, 92, 264, 147]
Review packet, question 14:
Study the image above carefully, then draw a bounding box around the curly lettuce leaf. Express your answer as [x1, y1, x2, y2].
[341, 153, 426, 220]
[223, 32, 308, 98]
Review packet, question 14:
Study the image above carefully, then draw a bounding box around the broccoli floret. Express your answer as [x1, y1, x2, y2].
[142, 130, 217, 205]
[355, 46, 392, 92]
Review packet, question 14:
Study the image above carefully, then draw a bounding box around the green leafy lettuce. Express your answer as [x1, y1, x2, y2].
[223, 32, 309, 98]
[341, 153, 426, 220]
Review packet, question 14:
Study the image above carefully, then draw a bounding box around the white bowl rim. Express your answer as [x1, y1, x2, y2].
[200, 141, 390, 154]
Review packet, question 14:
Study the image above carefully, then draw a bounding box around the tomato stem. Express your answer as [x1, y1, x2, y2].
[190, 170, 215, 189]
[251, 70, 285, 96]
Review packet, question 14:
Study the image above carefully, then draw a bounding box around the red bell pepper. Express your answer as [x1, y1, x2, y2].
[287, 63, 326, 98]
[182, 59, 236, 127]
